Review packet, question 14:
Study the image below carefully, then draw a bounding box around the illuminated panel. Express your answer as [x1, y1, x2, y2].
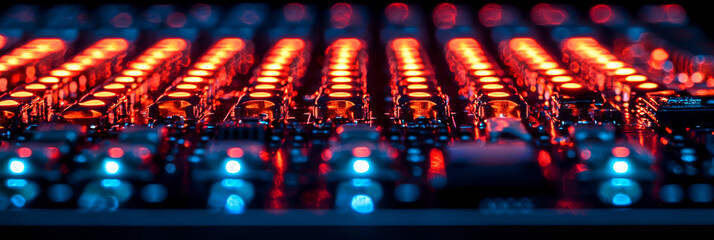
[0, 38, 129, 130]
[0, 35, 5, 49]
[61, 38, 190, 126]
[232, 38, 308, 122]
[388, 38, 448, 124]
[502, 38, 620, 126]
[0, 39, 66, 93]
[148, 38, 250, 121]
[562, 37, 666, 105]
[314, 38, 369, 123]
[445, 38, 525, 120]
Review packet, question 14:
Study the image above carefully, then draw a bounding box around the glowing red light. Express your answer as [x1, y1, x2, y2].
[612, 146, 630, 158]
[228, 147, 245, 158]
[283, 3, 306, 22]
[479, 3, 503, 27]
[18, 147, 32, 158]
[537, 150, 551, 166]
[433, 3, 457, 29]
[330, 3, 353, 29]
[352, 147, 371, 158]
[109, 147, 124, 158]
[590, 4, 614, 24]
[531, 3, 568, 26]
[385, 3, 409, 24]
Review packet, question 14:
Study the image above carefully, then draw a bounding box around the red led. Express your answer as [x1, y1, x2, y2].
[612, 146, 630, 158]
[18, 147, 32, 158]
[228, 147, 244, 158]
[352, 146, 371, 158]
[109, 147, 124, 158]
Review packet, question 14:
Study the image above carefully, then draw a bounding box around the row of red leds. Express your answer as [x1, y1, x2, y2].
[233, 38, 307, 122]
[0, 38, 129, 127]
[0, 39, 66, 93]
[314, 38, 368, 122]
[150, 38, 248, 121]
[61, 38, 189, 125]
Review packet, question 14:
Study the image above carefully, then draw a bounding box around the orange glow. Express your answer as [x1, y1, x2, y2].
[473, 70, 496, 76]
[51, 70, 74, 77]
[625, 75, 647, 82]
[487, 92, 510, 97]
[188, 70, 212, 76]
[399, 63, 425, 70]
[560, 83, 583, 89]
[130, 62, 153, 70]
[79, 100, 106, 106]
[0, 100, 20, 106]
[104, 83, 126, 89]
[329, 70, 352, 77]
[637, 82, 659, 89]
[482, 84, 505, 89]
[182, 77, 204, 83]
[25, 83, 47, 90]
[403, 70, 426, 76]
[329, 92, 352, 97]
[479, 77, 500, 83]
[604, 61, 624, 69]
[115, 76, 135, 83]
[408, 92, 431, 97]
[168, 92, 192, 97]
[261, 70, 282, 76]
[537, 62, 558, 69]
[551, 76, 573, 82]
[123, 69, 145, 77]
[331, 77, 352, 83]
[468, 62, 492, 70]
[255, 84, 276, 90]
[651, 48, 669, 61]
[407, 84, 428, 89]
[545, 69, 567, 75]
[614, 68, 636, 75]
[406, 77, 427, 83]
[250, 92, 272, 98]
[276, 38, 305, 51]
[262, 63, 284, 70]
[10, 91, 34, 97]
[331, 84, 353, 90]
[448, 38, 479, 51]
[93, 91, 116, 97]
[257, 77, 279, 83]
[176, 84, 198, 90]
[39, 77, 60, 83]
[329, 63, 352, 70]
[392, 38, 419, 51]
[63, 63, 85, 71]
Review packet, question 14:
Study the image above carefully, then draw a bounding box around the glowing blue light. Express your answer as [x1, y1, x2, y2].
[612, 193, 632, 206]
[101, 179, 121, 188]
[104, 160, 120, 175]
[9, 160, 26, 174]
[350, 194, 374, 214]
[6, 179, 27, 188]
[225, 160, 241, 174]
[353, 159, 370, 174]
[225, 194, 245, 214]
[221, 179, 245, 187]
[351, 178, 372, 187]
[10, 195, 26, 208]
[612, 160, 629, 174]
[611, 178, 632, 186]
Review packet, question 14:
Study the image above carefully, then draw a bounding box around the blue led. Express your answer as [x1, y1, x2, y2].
[225, 160, 241, 174]
[612, 193, 632, 206]
[352, 159, 370, 174]
[101, 179, 121, 188]
[612, 160, 629, 174]
[225, 194, 245, 214]
[221, 179, 245, 188]
[350, 194, 374, 214]
[104, 160, 120, 175]
[9, 159, 27, 174]
[5, 179, 27, 188]
[10, 195, 26, 208]
[611, 178, 632, 186]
